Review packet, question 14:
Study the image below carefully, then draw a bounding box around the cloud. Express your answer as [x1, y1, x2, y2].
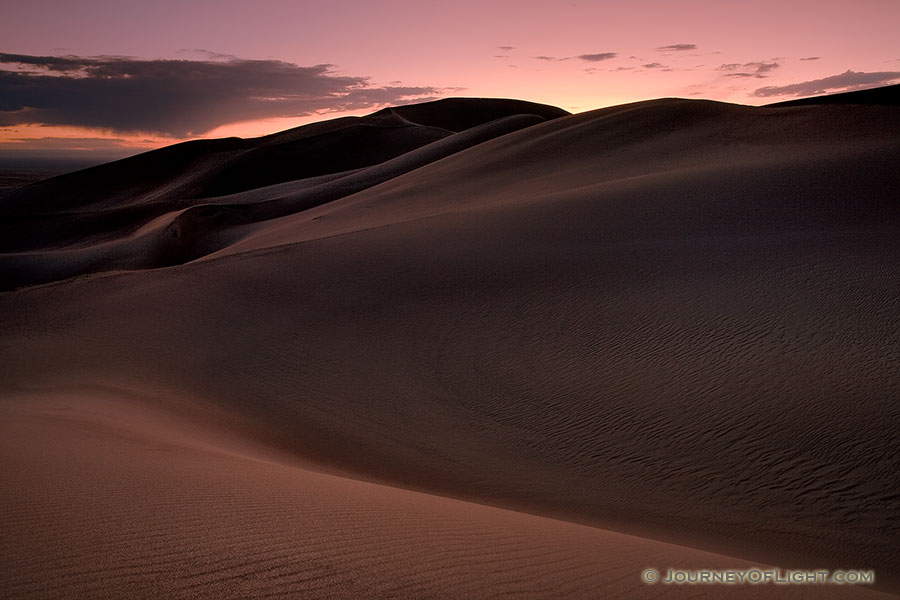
[642, 62, 674, 72]
[534, 55, 569, 62]
[177, 49, 238, 61]
[0, 53, 445, 137]
[717, 61, 780, 78]
[578, 52, 617, 62]
[656, 44, 697, 52]
[496, 46, 515, 51]
[753, 69, 900, 97]
[799, 56, 821, 61]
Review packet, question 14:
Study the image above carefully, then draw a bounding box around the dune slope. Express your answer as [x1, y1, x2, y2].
[5, 390, 894, 599]
[1, 92, 899, 597]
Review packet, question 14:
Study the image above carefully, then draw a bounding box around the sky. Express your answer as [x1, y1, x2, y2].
[2, 0, 899, 163]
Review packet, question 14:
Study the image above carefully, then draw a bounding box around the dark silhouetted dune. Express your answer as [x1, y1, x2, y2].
[384, 97, 570, 131]
[0, 98, 567, 255]
[767, 82, 900, 107]
[1, 88, 899, 598]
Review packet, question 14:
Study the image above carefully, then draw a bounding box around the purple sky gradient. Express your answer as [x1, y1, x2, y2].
[2, 0, 899, 159]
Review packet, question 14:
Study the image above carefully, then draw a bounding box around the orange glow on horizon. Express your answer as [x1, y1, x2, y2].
[0, 124, 180, 153]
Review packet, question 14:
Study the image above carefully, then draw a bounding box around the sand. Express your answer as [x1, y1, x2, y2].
[1, 88, 898, 598]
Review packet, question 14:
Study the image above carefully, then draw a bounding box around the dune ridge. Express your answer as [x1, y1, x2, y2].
[2, 89, 899, 597]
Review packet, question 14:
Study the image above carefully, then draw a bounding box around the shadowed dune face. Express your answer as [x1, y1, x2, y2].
[1, 92, 900, 597]
[0, 98, 568, 257]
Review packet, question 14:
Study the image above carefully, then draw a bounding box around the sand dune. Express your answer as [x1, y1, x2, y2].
[1, 389, 892, 599]
[0, 98, 567, 255]
[768, 82, 900, 107]
[2, 89, 899, 597]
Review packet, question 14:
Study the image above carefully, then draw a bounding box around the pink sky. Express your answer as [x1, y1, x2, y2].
[2, 0, 899, 160]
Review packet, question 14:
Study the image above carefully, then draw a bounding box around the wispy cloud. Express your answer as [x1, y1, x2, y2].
[656, 44, 697, 52]
[177, 49, 238, 61]
[0, 53, 446, 136]
[799, 56, 821, 61]
[717, 61, 780, 78]
[534, 56, 569, 62]
[753, 69, 900, 97]
[578, 52, 617, 62]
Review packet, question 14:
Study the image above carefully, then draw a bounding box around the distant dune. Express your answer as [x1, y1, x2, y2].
[1, 88, 899, 598]
[766, 82, 900, 107]
[0, 169, 65, 195]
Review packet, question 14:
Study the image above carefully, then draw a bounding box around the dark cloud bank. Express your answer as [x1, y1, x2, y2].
[0, 53, 444, 136]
